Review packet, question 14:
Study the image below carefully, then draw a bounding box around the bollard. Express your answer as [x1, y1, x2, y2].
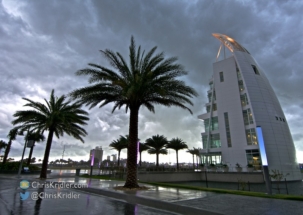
[76, 168, 81, 176]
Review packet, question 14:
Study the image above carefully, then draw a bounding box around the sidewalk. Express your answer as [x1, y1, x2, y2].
[0, 173, 302, 215]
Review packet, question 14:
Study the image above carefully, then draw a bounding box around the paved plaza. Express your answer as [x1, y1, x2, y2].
[0, 173, 302, 215]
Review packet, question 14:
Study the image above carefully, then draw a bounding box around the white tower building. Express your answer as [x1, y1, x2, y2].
[198, 33, 301, 181]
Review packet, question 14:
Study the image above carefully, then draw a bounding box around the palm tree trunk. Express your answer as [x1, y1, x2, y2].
[176, 150, 179, 171]
[192, 154, 195, 168]
[2, 140, 12, 164]
[124, 106, 139, 188]
[139, 151, 142, 167]
[27, 145, 35, 166]
[118, 150, 121, 167]
[40, 130, 54, 179]
[156, 153, 159, 167]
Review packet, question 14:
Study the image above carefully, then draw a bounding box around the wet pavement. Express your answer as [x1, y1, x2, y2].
[0, 173, 302, 215]
[0, 177, 180, 215]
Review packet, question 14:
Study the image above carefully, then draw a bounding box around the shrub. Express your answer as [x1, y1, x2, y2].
[0, 162, 40, 171]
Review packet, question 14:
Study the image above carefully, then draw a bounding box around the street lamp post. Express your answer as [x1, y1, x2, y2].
[137, 141, 140, 181]
[90, 150, 95, 177]
[60, 145, 65, 171]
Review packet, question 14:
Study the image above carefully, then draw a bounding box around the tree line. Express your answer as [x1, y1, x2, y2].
[109, 134, 200, 170]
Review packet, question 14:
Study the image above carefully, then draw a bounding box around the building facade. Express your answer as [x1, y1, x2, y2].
[111, 154, 117, 162]
[89, 146, 103, 165]
[198, 33, 301, 180]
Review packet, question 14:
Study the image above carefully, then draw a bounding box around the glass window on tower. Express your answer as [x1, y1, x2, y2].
[240, 94, 249, 106]
[202, 134, 221, 149]
[202, 135, 208, 149]
[224, 112, 232, 147]
[207, 91, 216, 103]
[246, 149, 261, 170]
[206, 104, 217, 113]
[246, 128, 258, 145]
[237, 68, 241, 80]
[243, 109, 253, 125]
[203, 116, 219, 132]
[209, 81, 213, 89]
[252, 65, 260, 75]
[204, 119, 209, 132]
[210, 134, 221, 148]
[247, 109, 253, 124]
[220, 71, 224, 82]
[238, 80, 245, 92]
[212, 116, 219, 130]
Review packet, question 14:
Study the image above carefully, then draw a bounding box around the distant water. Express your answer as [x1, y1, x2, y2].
[50, 169, 113, 175]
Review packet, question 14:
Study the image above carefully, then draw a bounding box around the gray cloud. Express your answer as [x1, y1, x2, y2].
[1, 0, 303, 163]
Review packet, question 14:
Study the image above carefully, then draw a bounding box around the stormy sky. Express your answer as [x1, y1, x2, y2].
[0, 0, 302, 164]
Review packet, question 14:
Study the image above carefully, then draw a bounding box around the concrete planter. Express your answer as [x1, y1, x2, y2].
[223, 167, 229, 172]
[200, 166, 206, 171]
[236, 167, 242, 172]
[247, 167, 254, 172]
[208, 166, 216, 172]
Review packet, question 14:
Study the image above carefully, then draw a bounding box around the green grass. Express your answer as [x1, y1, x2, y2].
[79, 175, 303, 201]
[143, 182, 303, 201]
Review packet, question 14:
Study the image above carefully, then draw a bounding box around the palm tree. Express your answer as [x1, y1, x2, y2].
[138, 142, 149, 167]
[25, 132, 45, 166]
[146, 135, 168, 167]
[2, 127, 19, 164]
[0, 140, 7, 149]
[11, 89, 89, 179]
[109, 135, 128, 167]
[0, 140, 7, 157]
[187, 147, 200, 168]
[70, 36, 197, 188]
[166, 138, 188, 170]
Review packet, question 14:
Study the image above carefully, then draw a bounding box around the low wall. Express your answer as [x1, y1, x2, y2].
[137, 171, 264, 183]
[0, 170, 51, 174]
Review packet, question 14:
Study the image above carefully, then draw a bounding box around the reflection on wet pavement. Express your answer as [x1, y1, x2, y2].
[0, 176, 179, 215]
[1, 174, 302, 215]
[47, 177, 216, 202]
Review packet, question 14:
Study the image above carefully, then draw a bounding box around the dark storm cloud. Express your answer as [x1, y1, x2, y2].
[1, 0, 303, 162]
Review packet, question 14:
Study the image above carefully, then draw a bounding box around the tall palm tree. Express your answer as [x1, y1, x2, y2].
[146, 135, 168, 167]
[166, 138, 188, 170]
[70, 36, 197, 188]
[187, 147, 200, 168]
[109, 135, 128, 167]
[25, 132, 45, 166]
[138, 142, 149, 167]
[11, 89, 89, 179]
[2, 127, 19, 164]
